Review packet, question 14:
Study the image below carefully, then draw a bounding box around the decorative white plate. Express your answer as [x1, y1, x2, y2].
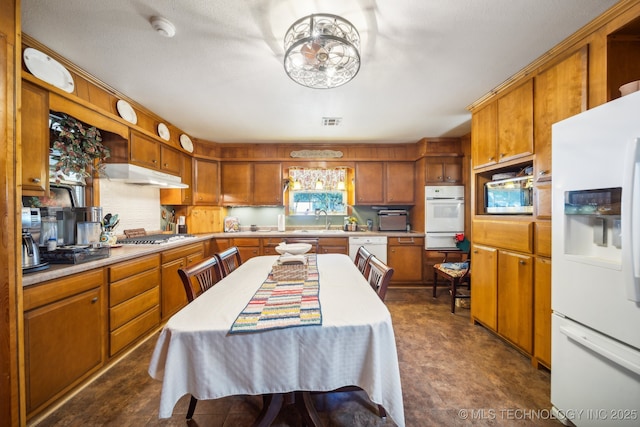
[157, 123, 170, 141]
[116, 99, 137, 124]
[180, 134, 194, 152]
[23, 48, 75, 93]
[275, 243, 312, 255]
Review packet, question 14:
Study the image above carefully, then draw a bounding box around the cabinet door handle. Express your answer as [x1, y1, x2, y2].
[500, 153, 505, 158]
[397, 238, 415, 244]
[152, 159, 158, 164]
[32, 178, 41, 183]
[91, 297, 98, 303]
[538, 170, 548, 176]
[488, 156, 495, 161]
[473, 250, 479, 254]
[519, 260, 526, 265]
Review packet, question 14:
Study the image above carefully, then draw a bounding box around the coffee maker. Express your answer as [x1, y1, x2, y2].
[21, 207, 48, 271]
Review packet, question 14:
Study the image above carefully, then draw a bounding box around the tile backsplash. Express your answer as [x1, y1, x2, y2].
[98, 180, 161, 234]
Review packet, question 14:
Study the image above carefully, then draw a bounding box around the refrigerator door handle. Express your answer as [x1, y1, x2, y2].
[623, 137, 640, 302]
[560, 325, 640, 376]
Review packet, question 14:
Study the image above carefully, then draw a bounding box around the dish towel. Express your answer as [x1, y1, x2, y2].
[229, 254, 322, 334]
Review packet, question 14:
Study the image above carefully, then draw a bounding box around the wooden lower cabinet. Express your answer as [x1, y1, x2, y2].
[108, 254, 161, 356]
[533, 257, 552, 368]
[497, 250, 533, 354]
[388, 236, 424, 284]
[470, 244, 498, 330]
[233, 237, 261, 261]
[161, 242, 205, 320]
[23, 269, 105, 419]
[318, 237, 348, 254]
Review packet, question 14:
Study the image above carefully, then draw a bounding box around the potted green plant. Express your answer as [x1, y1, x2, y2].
[50, 113, 110, 183]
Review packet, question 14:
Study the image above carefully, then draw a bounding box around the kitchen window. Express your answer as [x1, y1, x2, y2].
[288, 168, 348, 216]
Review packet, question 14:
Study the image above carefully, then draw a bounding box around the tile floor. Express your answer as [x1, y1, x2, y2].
[32, 287, 557, 426]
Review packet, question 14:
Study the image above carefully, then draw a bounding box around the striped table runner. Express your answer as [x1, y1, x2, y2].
[229, 254, 322, 334]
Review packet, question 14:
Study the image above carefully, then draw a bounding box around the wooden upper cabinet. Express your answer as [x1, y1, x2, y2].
[355, 162, 384, 204]
[497, 79, 534, 163]
[159, 144, 182, 176]
[221, 162, 283, 206]
[386, 161, 415, 204]
[253, 162, 283, 205]
[21, 80, 50, 194]
[160, 154, 193, 205]
[471, 102, 497, 169]
[193, 158, 219, 205]
[534, 47, 588, 182]
[355, 161, 415, 205]
[221, 162, 252, 205]
[425, 157, 462, 184]
[130, 130, 160, 170]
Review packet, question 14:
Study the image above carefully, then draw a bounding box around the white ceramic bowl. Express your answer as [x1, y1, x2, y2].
[620, 80, 640, 96]
[275, 243, 312, 255]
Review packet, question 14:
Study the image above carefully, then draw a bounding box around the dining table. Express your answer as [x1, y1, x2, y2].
[148, 253, 405, 427]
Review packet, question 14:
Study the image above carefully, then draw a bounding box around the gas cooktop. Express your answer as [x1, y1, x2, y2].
[118, 234, 196, 245]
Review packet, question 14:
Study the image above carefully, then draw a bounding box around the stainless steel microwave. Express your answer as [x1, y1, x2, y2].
[485, 175, 533, 214]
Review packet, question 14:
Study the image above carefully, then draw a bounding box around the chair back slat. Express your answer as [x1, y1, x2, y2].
[354, 246, 373, 276]
[366, 255, 394, 301]
[178, 256, 223, 302]
[215, 246, 243, 277]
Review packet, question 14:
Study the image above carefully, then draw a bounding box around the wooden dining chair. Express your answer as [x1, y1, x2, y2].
[365, 255, 394, 301]
[215, 246, 242, 277]
[176, 255, 224, 419]
[433, 253, 471, 314]
[283, 237, 320, 253]
[354, 245, 373, 276]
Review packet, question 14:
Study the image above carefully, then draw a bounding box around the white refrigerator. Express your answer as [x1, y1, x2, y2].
[551, 91, 640, 426]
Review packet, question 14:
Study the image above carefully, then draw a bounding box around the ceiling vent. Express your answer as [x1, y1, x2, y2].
[322, 117, 342, 126]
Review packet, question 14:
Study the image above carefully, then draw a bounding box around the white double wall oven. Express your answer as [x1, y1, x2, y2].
[425, 186, 465, 249]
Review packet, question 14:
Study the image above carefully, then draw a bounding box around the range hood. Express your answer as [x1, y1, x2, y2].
[102, 164, 188, 189]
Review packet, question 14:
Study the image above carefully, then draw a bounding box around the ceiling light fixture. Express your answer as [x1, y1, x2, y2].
[284, 14, 360, 89]
[150, 16, 176, 38]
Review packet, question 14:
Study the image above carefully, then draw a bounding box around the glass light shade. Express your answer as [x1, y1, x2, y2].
[284, 14, 360, 89]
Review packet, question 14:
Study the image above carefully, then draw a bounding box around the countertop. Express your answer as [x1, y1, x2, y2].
[22, 230, 424, 287]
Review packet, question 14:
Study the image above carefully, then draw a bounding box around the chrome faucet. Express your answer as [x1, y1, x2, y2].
[315, 209, 331, 230]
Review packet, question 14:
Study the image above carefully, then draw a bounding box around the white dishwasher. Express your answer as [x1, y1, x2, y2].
[348, 236, 388, 263]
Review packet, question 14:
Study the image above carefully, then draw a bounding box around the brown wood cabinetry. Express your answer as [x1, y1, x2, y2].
[130, 130, 182, 176]
[534, 47, 588, 182]
[425, 157, 462, 184]
[161, 242, 204, 320]
[23, 269, 104, 419]
[221, 162, 282, 206]
[355, 161, 415, 205]
[160, 153, 193, 205]
[497, 250, 533, 354]
[534, 256, 552, 368]
[388, 236, 424, 284]
[233, 237, 261, 261]
[193, 158, 219, 205]
[107, 254, 160, 357]
[261, 237, 283, 255]
[21, 80, 49, 194]
[470, 244, 498, 330]
[318, 237, 348, 254]
[472, 80, 533, 169]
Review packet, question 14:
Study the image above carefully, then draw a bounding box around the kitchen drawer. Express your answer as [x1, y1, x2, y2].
[24, 269, 104, 311]
[388, 236, 424, 245]
[110, 306, 160, 356]
[110, 287, 159, 330]
[161, 242, 204, 263]
[473, 219, 533, 253]
[233, 237, 261, 246]
[535, 221, 552, 257]
[108, 254, 159, 282]
[109, 268, 160, 307]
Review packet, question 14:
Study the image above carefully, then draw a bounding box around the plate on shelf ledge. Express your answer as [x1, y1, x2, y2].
[157, 123, 170, 141]
[180, 134, 194, 152]
[23, 47, 75, 93]
[116, 99, 137, 124]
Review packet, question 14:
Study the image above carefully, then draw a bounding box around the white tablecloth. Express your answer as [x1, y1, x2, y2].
[148, 253, 405, 426]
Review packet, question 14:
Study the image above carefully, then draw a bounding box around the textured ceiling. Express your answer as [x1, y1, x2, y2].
[21, 0, 619, 144]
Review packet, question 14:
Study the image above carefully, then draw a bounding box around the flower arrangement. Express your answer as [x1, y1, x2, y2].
[50, 113, 110, 183]
[348, 216, 358, 224]
[455, 233, 470, 252]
